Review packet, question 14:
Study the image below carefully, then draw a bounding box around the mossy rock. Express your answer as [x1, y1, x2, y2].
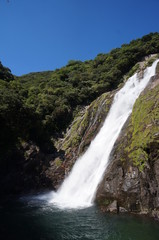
[120, 81, 159, 171]
[62, 91, 114, 153]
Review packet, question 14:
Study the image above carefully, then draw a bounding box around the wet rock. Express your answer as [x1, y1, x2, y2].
[119, 207, 128, 213]
[106, 200, 119, 213]
[122, 166, 139, 193]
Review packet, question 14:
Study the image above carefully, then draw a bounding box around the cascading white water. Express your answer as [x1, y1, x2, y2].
[50, 59, 159, 209]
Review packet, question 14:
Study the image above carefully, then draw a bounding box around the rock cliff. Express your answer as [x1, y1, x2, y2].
[96, 60, 159, 218]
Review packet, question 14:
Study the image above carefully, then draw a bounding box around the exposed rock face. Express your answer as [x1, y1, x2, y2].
[96, 62, 159, 218]
[45, 91, 115, 188]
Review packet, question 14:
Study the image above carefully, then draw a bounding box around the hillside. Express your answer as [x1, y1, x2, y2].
[0, 32, 159, 200]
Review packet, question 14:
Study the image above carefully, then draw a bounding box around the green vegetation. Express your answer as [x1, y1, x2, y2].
[125, 63, 140, 79]
[55, 158, 62, 167]
[0, 32, 159, 169]
[0, 61, 14, 82]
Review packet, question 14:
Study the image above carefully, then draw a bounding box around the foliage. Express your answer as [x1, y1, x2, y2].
[0, 61, 14, 81]
[0, 82, 53, 169]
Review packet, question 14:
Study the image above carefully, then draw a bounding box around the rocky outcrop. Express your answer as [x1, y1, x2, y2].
[96, 61, 159, 218]
[45, 91, 115, 188]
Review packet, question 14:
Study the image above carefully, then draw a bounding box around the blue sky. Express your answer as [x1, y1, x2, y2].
[0, 0, 159, 76]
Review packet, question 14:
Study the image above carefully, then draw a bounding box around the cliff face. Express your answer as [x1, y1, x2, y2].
[45, 90, 115, 188]
[96, 62, 159, 218]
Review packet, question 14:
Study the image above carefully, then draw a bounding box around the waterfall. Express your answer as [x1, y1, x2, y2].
[50, 59, 159, 209]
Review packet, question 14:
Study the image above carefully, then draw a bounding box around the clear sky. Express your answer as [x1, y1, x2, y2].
[0, 0, 159, 76]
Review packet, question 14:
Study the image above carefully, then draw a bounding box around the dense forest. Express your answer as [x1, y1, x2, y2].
[0, 32, 159, 173]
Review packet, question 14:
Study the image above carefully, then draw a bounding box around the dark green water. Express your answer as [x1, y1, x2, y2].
[0, 193, 159, 240]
